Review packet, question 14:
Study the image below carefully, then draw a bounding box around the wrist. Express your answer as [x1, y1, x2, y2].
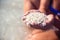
[39, 7, 47, 13]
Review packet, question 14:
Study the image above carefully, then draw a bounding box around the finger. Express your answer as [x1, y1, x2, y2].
[46, 14, 54, 23]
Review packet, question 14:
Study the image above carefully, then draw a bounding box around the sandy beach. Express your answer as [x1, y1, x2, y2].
[0, 0, 30, 40]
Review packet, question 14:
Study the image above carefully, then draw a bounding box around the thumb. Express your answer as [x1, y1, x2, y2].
[46, 14, 54, 24]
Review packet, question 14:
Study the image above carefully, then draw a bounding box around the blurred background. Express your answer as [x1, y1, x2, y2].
[0, 0, 31, 40]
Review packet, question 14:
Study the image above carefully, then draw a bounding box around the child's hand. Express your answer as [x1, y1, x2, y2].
[22, 10, 54, 30]
[46, 14, 54, 24]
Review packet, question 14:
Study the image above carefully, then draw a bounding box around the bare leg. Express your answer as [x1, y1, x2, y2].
[52, 0, 60, 29]
[39, 0, 50, 13]
[24, 0, 34, 13]
[24, 0, 50, 13]
[52, 0, 60, 11]
[25, 29, 58, 40]
[24, 0, 40, 13]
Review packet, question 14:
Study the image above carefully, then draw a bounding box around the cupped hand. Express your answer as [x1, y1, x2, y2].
[22, 10, 54, 29]
[46, 14, 54, 24]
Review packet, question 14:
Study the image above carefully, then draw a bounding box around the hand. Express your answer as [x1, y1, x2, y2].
[46, 14, 54, 24]
[22, 10, 54, 29]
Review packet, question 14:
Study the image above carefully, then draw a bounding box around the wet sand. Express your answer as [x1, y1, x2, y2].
[0, 0, 31, 40]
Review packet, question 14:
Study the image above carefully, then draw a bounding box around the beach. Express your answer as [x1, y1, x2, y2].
[0, 0, 30, 40]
